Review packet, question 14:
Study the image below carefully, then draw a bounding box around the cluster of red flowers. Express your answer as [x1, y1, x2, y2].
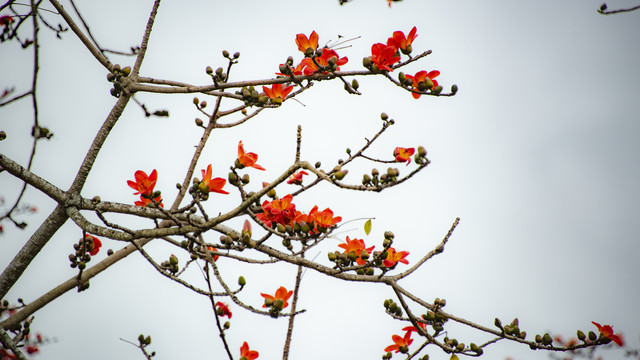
[127, 169, 163, 207]
[255, 194, 342, 233]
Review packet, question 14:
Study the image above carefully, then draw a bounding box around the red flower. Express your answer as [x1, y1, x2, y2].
[309, 205, 342, 229]
[256, 194, 297, 227]
[393, 147, 415, 165]
[592, 321, 624, 346]
[295, 31, 319, 56]
[338, 236, 374, 265]
[405, 70, 440, 99]
[127, 169, 158, 196]
[25, 346, 39, 355]
[287, 170, 308, 185]
[0, 15, 14, 26]
[134, 194, 163, 208]
[301, 49, 348, 76]
[237, 141, 266, 171]
[371, 43, 401, 72]
[384, 331, 413, 353]
[387, 27, 418, 55]
[402, 323, 426, 334]
[83, 234, 102, 256]
[200, 164, 229, 194]
[262, 83, 294, 105]
[240, 341, 259, 360]
[383, 247, 410, 267]
[206, 246, 220, 261]
[216, 302, 232, 318]
[261, 286, 293, 309]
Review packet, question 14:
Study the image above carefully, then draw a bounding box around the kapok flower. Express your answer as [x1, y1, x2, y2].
[338, 236, 375, 265]
[240, 341, 259, 360]
[295, 31, 319, 56]
[370, 43, 401, 72]
[134, 194, 163, 208]
[0, 15, 14, 26]
[394, 147, 415, 165]
[405, 70, 440, 99]
[215, 302, 232, 319]
[387, 26, 418, 55]
[262, 83, 293, 105]
[383, 247, 410, 267]
[309, 205, 342, 229]
[83, 234, 102, 256]
[127, 169, 158, 196]
[300, 49, 349, 76]
[200, 164, 229, 194]
[256, 194, 297, 227]
[287, 170, 309, 185]
[261, 286, 293, 309]
[384, 331, 413, 353]
[402, 323, 427, 334]
[206, 246, 220, 261]
[237, 141, 266, 171]
[592, 321, 624, 346]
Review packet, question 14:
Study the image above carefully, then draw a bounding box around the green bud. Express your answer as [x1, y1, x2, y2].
[233, 52, 240, 59]
[224, 321, 230, 329]
[351, 79, 359, 90]
[542, 333, 552, 346]
[432, 85, 443, 95]
[384, 231, 395, 240]
[242, 174, 250, 185]
[138, 334, 145, 343]
[193, 97, 199, 105]
[169, 254, 178, 265]
[195, 118, 204, 127]
[577, 330, 585, 341]
[122, 66, 131, 76]
[362, 56, 372, 68]
[451, 84, 458, 94]
[588, 331, 597, 341]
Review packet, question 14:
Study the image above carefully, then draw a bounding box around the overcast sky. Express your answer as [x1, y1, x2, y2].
[1, 0, 640, 360]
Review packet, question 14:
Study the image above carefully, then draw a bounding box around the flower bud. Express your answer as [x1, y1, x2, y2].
[233, 52, 240, 59]
[122, 66, 131, 76]
[223, 321, 230, 329]
[577, 330, 585, 341]
[242, 174, 250, 185]
[451, 84, 458, 94]
[588, 331, 597, 341]
[238, 276, 246, 286]
[193, 97, 199, 105]
[351, 79, 359, 90]
[384, 231, 394, 240]
[432, 85, 443, 95]
[362, 56, 372, 68]
[222, 50, 230, 58]
[206, 66, 213, 75]
[169, 254, 178, 265]
[542, 333, 552, 346]
[195, 118, 204, 127]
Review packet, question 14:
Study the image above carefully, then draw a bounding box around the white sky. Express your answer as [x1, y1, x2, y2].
[1, 0, 639, 360]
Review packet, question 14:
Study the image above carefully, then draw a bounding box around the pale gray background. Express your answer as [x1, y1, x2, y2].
[1, 0, 639, 359]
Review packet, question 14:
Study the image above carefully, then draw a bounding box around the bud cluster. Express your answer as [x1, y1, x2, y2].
[160, 254, 179, 274]
[362, 167, 400, 187]
[383, 298, 403, 317]
[106, 64, 131, 98]
[236, 86, 269, 107]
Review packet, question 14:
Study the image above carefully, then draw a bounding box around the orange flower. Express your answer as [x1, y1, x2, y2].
[287, 170, 308, 185]
[262, 83, 293, 105]
[405, 70, 440, 99]
[402, 323, 426, 334]
[200, 164, 229, 194]
[295, 31, 319, 56]
[371, 43, 401, 72]
[240, 341, 259, 360]
[387, 27, 418, 55]
[261, 286, 293, 309]
[215, 302, 232, 319]
[300, 49, 348, 76]
[83, 234, 102, 256]
[205, 246, 220, 261]
[309, 206, 342, 229]
[127, 169, 158, 196]
[383, 247, 410, 267]
[237, 141, 266, 171]
[592, 321, 624, 346]
[134, 194, 163, 208]
[338, 236, 374, 265]
[256, 194, 297, 227]
[384, 331, 413, 353]
[393, 147, 415, 165]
